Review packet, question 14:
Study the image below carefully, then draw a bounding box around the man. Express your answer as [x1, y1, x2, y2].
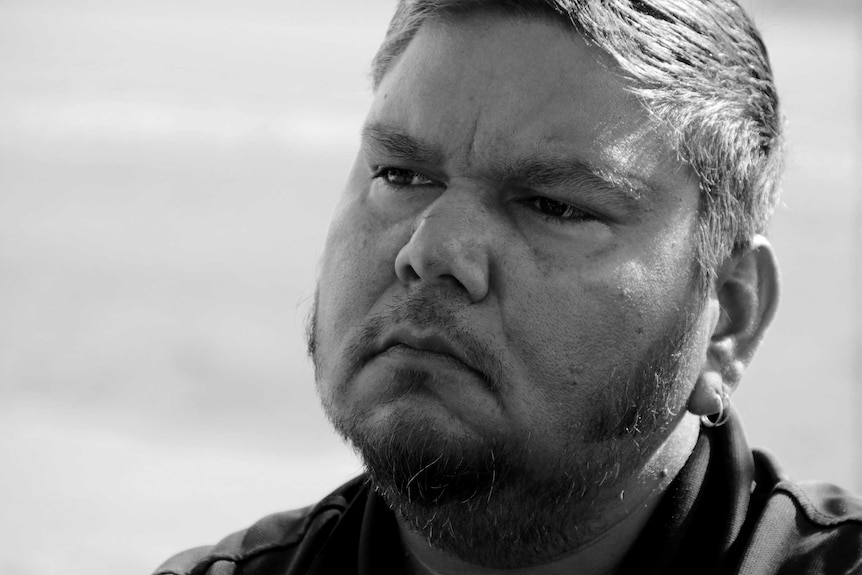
[155, 1, 862, 573]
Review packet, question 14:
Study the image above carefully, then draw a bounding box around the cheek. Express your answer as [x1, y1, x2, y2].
[316, 179, 411, 338]
[504, 274, 642, 389]
[502, 239, 697, 392]
[319, 209, 378, 326]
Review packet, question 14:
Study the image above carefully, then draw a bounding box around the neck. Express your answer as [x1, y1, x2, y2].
[399, 413, 701, 575]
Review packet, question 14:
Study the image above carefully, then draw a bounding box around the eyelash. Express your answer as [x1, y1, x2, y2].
[371, 166, 600, 225]
[372, 167, 436, 188]
[523, 197, 599, 224]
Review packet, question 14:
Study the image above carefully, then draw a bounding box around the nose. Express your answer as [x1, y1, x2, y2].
[394, 193, 491, 302]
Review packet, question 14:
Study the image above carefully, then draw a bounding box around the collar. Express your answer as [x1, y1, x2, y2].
[618, 408, 756, 575]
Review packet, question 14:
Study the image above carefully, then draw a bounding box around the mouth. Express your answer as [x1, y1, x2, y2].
[382, 330, 469, 363]
[375, 328, 490, 385]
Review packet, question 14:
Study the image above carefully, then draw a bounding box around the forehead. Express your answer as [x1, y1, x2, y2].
[367, 13, 695, 198]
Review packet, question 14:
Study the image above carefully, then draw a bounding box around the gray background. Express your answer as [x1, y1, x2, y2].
[0, 1, 859, 573]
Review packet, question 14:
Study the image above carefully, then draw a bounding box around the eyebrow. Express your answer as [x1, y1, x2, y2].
[361, 123, 652, 209]
[361, 123, 445, 166]
[500, 158, 652, 209]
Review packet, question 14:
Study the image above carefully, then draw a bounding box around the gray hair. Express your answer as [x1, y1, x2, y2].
[370, 0, 785, 289]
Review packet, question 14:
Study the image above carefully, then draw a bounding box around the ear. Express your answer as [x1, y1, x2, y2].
[688, 235, 780, 419]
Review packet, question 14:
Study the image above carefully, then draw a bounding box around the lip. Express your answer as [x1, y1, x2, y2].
[375, 327, 480, 376]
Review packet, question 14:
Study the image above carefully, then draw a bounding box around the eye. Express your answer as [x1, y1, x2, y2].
[526, 197, 598, 223]
[373, 167, 435, 188]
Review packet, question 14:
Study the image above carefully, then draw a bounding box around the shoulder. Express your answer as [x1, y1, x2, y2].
[744, 449, 862, 574]
[753, 449, 862, 528]
[151, 475, 369, 575]
[775, 477, 862, 528]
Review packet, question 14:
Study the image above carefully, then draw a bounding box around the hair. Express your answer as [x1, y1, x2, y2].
[370, 0, 785, 289]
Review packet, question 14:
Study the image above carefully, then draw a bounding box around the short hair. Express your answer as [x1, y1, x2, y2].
[371, 0, 785, 289]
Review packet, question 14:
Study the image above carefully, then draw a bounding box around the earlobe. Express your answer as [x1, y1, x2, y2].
[688, 235, 780, 420]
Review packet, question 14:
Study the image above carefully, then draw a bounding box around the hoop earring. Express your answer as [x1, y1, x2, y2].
[701, 390, 731, 428]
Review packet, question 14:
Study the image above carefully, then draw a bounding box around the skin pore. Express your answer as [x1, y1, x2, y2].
[309, 11, 778, 575]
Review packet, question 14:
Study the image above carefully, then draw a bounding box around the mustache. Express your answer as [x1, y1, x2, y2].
[341, 289, 506, 393]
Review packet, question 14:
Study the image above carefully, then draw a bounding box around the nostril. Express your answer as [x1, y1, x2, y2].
[394, 243, 422, 284]
[402, 264, 421, 283]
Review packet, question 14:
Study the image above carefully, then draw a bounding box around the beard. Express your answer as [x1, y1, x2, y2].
[307, 289, 705, 568]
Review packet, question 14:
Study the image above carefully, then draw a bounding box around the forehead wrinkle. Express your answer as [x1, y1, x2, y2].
[463, 101, 490, 171]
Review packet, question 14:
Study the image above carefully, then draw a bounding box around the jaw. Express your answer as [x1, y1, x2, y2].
[391, 410, 702, 573]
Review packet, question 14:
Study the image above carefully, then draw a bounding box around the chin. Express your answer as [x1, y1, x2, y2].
[325, 383, 499, 498]
[327, 393, 630, 568]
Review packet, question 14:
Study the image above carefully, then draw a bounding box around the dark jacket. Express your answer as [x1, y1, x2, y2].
[153, 413, 862, 574]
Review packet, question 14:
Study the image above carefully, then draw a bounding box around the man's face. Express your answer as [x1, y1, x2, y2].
[311, 13, 711, 564]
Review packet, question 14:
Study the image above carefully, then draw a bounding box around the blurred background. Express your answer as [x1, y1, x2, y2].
[0, 1, 859, 573]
